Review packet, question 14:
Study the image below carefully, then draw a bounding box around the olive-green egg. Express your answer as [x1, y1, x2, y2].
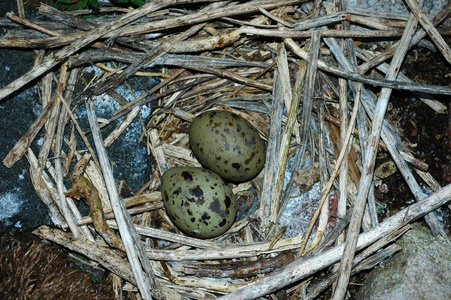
[189, 110, 266, 182]
[161, 167, 237, 239]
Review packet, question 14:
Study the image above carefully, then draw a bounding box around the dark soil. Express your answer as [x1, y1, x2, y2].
[378, 46, 451, 231]
[311, 45, 451, 300]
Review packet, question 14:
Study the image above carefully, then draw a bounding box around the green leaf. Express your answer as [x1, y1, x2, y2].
[50, 0, 101, 11]
[110, 0, 146, 7]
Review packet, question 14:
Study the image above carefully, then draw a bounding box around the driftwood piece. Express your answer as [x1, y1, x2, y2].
[37, 63, 68, 171]
[38, 3, 97, 31]
[107, 220, 219, 249]
[243, 28, 408, 38]
[26, 149, 67, 229]
[315, 103, 331, 250]
[305, 228, 406, 300]
[68, 52, 269, 70]
[77, 202, 164, 226]
[303, 83, 362, 253]
[182, 66, 273, 92]
[3, 89, 60, 168]
[52, 67, 89, 239]
[335, 59, 352, 233]
[296, 29, 322, 250]
[321, 59, 451, 95]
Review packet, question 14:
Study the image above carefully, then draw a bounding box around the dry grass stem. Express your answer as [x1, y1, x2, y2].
[1, 1, 451, 298]
[333, 5, 423, 297]
[220, 184, 451, 299]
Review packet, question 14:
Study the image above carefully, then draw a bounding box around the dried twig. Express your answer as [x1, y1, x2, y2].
[33, 225, 136, 283]
[218, 183, 451, 299]
[259, 42, 291, 234]
[0, 0, 217, 101]
[243, 28, 406, 38]
[305, 227, 407, 300]
[86, 100, 154, 299]
[356, 2, 451, 73]
[4, 1, 451, 298]
[26, 149, 67, 229]
[332, 4, 422, 298]
[404, 0, 451, 65]
[175, 250, 295, 278]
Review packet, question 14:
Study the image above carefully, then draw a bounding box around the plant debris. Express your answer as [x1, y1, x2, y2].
[1, 0, 451, 299]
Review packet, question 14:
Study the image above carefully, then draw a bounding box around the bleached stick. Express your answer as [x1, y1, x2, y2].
[332, 4, 421, 298]
[404, 0, 451, 65]
[218, 183, 451, 299]
[86, 100, 154, 300]
[0, 0, 219, 101]
[259, 44, 287, 234]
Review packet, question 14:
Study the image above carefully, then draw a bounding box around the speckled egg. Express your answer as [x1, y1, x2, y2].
[189, 110, 266, 182]
[161, 167, 236, 239]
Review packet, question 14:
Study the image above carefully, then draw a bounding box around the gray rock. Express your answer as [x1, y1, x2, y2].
[356, 223, 451, 300]
[0, 2, 156, 232]
[345, 0, 447, 16]
[0, 1, 53, 232]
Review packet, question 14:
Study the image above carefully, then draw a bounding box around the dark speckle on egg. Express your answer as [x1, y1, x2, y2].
[224, 196, 231, 208]
[189, 186, 203, 198]
[161, 167, 236, 239]
[181, 171, 193, 181]
[201, 213, 211, 222]
[232, 163, 241, 170]
[209, 198, 222, 214]
[189, 110, 266, 182]
[218, 219, 227, 227]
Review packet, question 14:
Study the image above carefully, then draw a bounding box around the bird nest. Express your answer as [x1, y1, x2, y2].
[2, 0, 451, 299]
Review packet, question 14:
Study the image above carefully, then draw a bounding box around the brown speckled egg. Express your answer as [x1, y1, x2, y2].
[189, 110, 265, 182]
[161, 167, 236, 239]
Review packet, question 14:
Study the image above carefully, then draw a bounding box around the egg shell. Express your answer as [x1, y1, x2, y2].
[189, 110, 266, 182]
[161, 167, 237, 239]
